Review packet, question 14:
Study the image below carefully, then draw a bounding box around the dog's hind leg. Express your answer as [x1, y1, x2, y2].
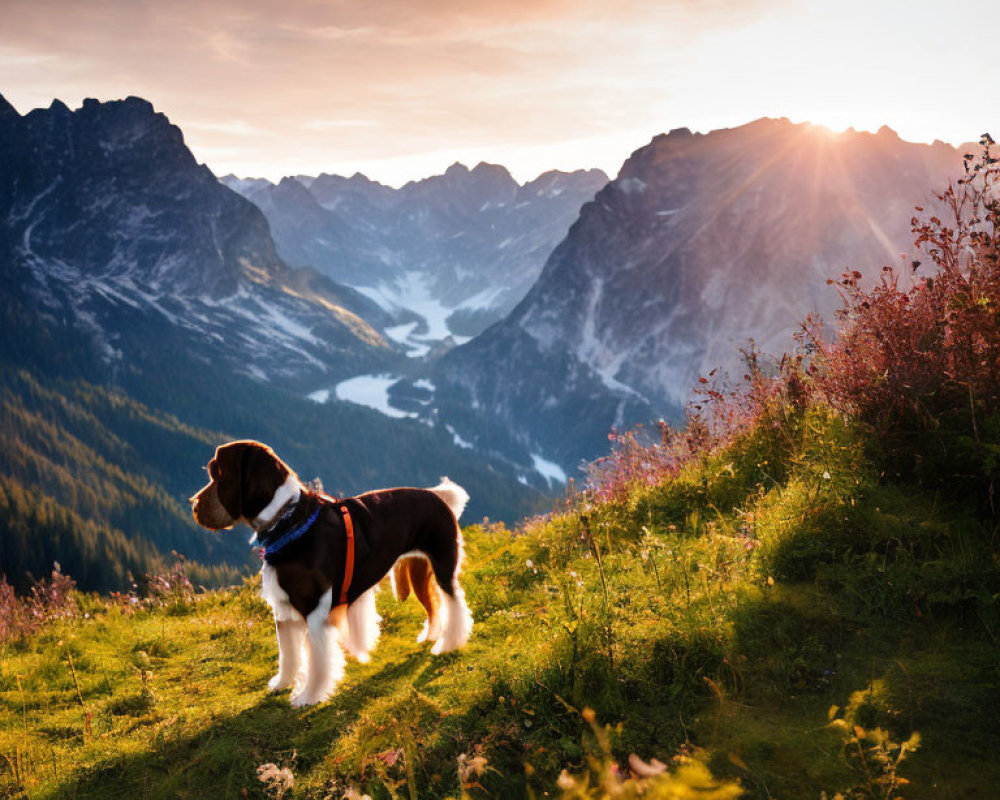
[432, 579, 473, 654]
[345, 587, 381, 663]
[406, 558, 443, 644]
[291, 589, 344, 707]
[424, 531, 473, 655]
[269, 618, 306, 692]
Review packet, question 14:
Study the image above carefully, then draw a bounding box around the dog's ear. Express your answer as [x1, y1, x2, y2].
[212, 443, 246, 520]
[240, 442, 291, 521]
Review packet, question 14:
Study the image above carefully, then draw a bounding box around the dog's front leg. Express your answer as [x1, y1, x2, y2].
[268, 618, 306, 693]
[291, 589, 344, 707]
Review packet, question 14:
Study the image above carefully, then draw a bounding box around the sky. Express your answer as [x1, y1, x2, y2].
[2, 0, 998, 186]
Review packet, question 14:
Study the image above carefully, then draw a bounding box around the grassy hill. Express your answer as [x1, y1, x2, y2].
[1, 395, 998, 799]
[2, 140, 998, 800]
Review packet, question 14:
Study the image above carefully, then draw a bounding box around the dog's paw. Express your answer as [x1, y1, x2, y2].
[351, 650, 371, 664]
[289, 688, 321, 707]
[290, 681, 338, 707]
[431, 638, 459, 655]
[417, 619, 443, 644]
[267, 673, 294, 693]
[431, 622, 472, 654]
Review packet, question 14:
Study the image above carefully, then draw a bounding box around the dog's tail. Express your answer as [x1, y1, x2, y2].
[429, 476, 470, 521]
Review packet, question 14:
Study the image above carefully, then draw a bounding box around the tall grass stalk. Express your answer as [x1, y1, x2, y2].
[581, 515, 614, 672]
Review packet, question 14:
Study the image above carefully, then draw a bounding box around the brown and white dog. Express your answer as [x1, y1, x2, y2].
[189, 440, 473, 707]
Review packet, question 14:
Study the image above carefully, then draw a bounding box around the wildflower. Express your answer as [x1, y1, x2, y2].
[256, 763, 294, 799]
[457, 752, 489, 784]
[556, 770, 577, 790]
[628, 753, 668, 778]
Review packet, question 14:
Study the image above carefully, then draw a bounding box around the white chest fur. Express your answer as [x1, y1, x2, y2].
[260, 562, 301, 622]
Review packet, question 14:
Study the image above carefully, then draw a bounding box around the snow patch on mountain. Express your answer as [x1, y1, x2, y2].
[456, 285, 506, 311]
[575, 279, 647, 400]
[446, 424, 473, 449]
[334, 374, 415, 419]
[531, 454, 567, 485]
[357, 272, 470, 355]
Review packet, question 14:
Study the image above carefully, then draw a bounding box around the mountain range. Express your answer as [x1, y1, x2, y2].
[221, 163, 608, 353]
[426, 120, 963, 468]
[0, 92, 975, 591]
[0, 94, 546, 590]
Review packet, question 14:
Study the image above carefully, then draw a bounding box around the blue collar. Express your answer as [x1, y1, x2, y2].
[261, 506, 321, 558]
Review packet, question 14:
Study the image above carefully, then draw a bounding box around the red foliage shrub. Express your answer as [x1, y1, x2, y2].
[811, 134, 1000, 433]
[587, 135, 999, 507]
[803, 135, 1000, 507]
[585, 421, 684, 504]
[0, 563, 77, 643]
[586, 346, 808, 503]
[142, 556, 195, 604]
[107, 556, 197, 615]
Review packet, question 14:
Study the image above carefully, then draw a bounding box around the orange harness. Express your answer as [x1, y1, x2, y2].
[338, 504, 355, 606]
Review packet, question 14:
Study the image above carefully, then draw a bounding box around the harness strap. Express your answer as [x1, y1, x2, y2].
[338, 504, 355, 605]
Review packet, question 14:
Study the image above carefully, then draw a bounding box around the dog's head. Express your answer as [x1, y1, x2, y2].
[190, 440, 297, 530]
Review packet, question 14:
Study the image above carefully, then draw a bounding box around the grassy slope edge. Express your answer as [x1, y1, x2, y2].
[3, 137, 1000, 800]
[1, 402, 998, 799]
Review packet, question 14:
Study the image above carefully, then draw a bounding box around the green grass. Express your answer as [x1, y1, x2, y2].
[2, 408, 999, 799]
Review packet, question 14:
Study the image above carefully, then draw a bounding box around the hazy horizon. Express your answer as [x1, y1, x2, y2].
[3, 0, 998, 186]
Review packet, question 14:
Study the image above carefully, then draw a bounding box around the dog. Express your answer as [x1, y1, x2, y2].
[189, 440, 473, 706]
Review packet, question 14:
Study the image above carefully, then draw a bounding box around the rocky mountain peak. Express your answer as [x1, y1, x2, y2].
[521, 168, 609, 199]
[308, 171, 397, 210]
[1, 94, 396, 399]
[400, 160, 518, 212]
[0, 95, 284, 298]
[0, 94, 20, 119]
[471, 161, 517, 184]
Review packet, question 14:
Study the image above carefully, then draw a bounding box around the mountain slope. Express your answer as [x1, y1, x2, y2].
[0, 94, 396, 393]
[432, 120, 962, 471]
[0, 95, 545, 590]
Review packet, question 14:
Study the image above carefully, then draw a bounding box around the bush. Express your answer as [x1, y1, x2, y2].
[588, 135, 1000, 518]
[811, 135, 1000, 506]
[587, 346, 810, 505]
[0, 563, 77, 643]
